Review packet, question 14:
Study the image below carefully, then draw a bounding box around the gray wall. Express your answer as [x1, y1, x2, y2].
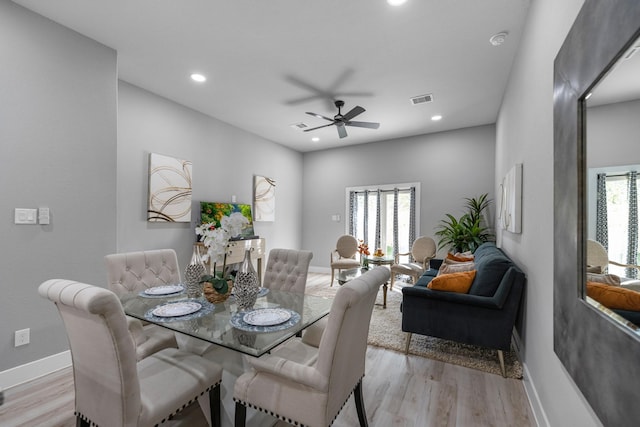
[587, 99, 640, 168]
[302, 125, 496, 270]
[495, 0, 602, 425]
[0, 2, 117, 371]
[117, 82, 304, 271]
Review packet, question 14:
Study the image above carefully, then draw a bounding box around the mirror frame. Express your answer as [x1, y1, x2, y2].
[554, 0, 640, 425]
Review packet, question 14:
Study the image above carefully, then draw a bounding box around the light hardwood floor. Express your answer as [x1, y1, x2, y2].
[0, 273, 535, 427]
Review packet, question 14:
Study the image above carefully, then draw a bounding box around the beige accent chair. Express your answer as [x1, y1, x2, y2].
[233, 267, 390, 427]
[105, 249, 181, 360]
[587, 239, 640, 289]
[262, 248, 313, 293]
[330, 235, 360, 286]
[38, 279, 223, 427]
[390, 236, 437, 289]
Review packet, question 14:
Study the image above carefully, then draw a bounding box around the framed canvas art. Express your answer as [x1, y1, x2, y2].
[147, 153, 192, 222]
[254, 175, 275, 221]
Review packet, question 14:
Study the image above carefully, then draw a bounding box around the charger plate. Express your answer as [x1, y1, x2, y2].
[230, 308, 300, 333]
[144, 284, 185, 296]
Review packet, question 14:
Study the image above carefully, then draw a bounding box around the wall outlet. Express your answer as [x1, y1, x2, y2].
[14, 328, 30, 347]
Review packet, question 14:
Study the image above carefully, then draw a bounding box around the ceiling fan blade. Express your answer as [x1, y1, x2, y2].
[345, 120, 380, 129]
[337, 124, 348, 138]
[306, 112, 334, 122]
[342, 105, 365, 121]
[303, 123, 336, 132]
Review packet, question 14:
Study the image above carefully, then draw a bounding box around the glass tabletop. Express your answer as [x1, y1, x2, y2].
[120, 289, 332, 357]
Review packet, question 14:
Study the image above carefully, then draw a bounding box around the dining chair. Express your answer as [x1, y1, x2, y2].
[105, 249, 182, 360]
[262, 248, 313, 293]
[330, 235, 360, 286]
[38, 279, 223, 427]
[389, 236, 437, 289]
[233, 267, 390, 427]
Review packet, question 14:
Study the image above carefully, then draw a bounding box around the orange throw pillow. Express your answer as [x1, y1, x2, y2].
[428, 270, 476, 294]
[586, 282, 640, 311]
[446, 253, 475, 263]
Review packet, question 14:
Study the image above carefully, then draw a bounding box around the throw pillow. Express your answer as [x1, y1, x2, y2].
[428, 270, 476, 293]
[586, 273, 621, 286]
[445, 253, 475, 263]
[437, 261, 475, 276]
[586, 282, 640, 311]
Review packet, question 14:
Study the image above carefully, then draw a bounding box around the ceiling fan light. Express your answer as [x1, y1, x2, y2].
[431, 115, 442, 121]
[387, 0, 407, 5]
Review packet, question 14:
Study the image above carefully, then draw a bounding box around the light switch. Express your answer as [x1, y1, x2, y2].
[39, 207, 50, 225]
[15, 208, 37, 224]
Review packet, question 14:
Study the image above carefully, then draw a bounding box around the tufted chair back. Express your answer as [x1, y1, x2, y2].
[39, 279, 142, 425]
[262, 248, 313, 293]
[39, 279, 223, 427]
[105, 249, 181, 296]
[233, 267, 390, 427]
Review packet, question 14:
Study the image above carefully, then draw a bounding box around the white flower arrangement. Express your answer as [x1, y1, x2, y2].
[195, 212, 249, 265]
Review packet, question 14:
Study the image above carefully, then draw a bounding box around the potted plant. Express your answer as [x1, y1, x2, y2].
[435, 193, 494, 253]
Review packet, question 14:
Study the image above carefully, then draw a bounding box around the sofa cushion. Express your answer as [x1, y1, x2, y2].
[468, 243, 513, 297]
[428, 270, 476, 293]
[437, 261, 475, 276]
[446, 253, 475, 263]
[587, 281, 640, 311]
[586, 273, 621, 286]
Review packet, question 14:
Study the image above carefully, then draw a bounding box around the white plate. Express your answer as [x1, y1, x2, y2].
[243, 308, 292, 326]
[144, 284, 184, 295]
[152, 301, 202, 317]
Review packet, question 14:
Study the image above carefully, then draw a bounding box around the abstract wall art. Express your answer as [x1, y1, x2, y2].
[254, 175, 276, 222]
[147, 153, 192, 222]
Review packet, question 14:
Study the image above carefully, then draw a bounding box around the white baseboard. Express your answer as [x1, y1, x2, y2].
[0, 351, 71, 390]
[522, 361, 550, 427]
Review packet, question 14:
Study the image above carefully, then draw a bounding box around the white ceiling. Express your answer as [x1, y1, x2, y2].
[13, 0, 531, 152]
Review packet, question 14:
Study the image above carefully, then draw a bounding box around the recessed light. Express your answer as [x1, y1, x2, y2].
[431, 115, 442, 121]
[387, 0, 407, 5]
[190, 73, 206, 83]
[311, 137, 320, 142]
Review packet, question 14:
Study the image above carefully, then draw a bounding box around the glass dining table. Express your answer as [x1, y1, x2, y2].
[119, 287, 332, 357]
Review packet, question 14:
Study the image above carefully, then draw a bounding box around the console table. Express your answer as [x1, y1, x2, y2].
[196, 237, 266, 283]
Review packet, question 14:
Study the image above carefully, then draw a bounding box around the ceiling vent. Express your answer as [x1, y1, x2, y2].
[410, 94, 433, 105]
[289, 122, 309, 130]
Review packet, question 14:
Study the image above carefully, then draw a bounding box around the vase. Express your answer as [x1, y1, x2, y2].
[185, 245, 206, 298]
[234, 249, 260, 310]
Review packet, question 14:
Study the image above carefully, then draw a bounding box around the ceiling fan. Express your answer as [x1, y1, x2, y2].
[304, 100, 380, 139]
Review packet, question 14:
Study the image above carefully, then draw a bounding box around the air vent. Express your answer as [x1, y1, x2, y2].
[410, 94, 433, 105]
[289, 122, 309, 130]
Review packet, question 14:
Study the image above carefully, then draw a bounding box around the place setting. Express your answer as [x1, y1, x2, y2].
[144, 298, 215, 323]
[230, 307, 300, 333]
[138, 283, 185, 298]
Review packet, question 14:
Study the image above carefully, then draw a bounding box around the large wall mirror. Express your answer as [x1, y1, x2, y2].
[585, 34, 640, 333]
[554, 0, 640, 425]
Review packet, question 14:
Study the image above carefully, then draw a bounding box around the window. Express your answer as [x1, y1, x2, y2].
[595, 171, 639, 278]
[346, 183, 419, 257]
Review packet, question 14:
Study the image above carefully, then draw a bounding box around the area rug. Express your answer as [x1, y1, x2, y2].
[307, 279, 523, 379]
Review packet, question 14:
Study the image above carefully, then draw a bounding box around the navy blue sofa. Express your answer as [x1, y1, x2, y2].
[401, 242, 525, 376]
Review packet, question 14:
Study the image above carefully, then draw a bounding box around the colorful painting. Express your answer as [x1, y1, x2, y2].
[147, 153, 192, 222]
[200, 202, 256, 239]
[254, 175, 276, 221]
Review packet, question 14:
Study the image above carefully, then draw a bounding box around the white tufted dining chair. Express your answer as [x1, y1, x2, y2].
[38, 279, 223, 427]
[262, 248, 313, 293]
[233, 267, 390, 427]
[105, 249, 181, 360]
